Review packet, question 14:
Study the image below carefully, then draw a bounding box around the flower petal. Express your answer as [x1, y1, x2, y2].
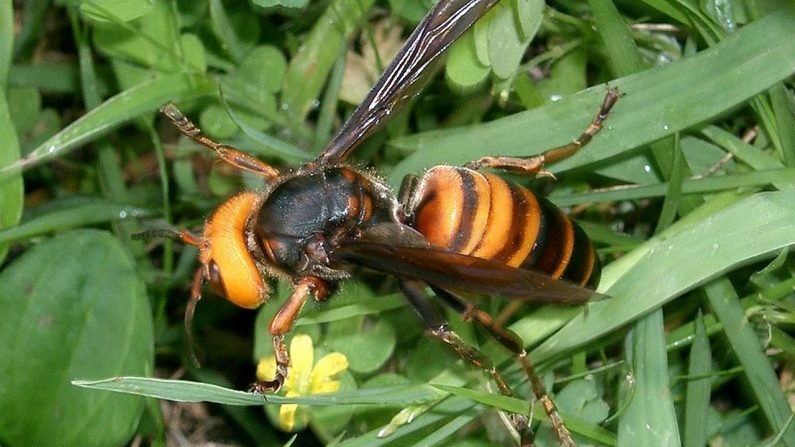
[255, 356, 276, 382]
[279, 403, 298, 431]
[314, 352, 349, 376]
[311, 352, 348, 392]
[289, 334, 314, 374]
[312, 380, 341, 394]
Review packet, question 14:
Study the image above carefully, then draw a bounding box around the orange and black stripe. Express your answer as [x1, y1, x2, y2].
[410, 166, 600, 288]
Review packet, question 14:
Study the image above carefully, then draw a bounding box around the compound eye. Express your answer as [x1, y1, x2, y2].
[205, 254, 269, 309]
[206, 261, 225, 297]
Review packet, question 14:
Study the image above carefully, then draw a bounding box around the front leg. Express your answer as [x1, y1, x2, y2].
[249, 276, 329, 393]
[161, 103, 280, 180]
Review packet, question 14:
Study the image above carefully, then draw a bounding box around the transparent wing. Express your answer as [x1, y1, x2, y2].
[316, 0, 499, 165]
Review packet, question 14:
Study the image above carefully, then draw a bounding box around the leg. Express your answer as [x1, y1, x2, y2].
[432, 286, 576, 447]
[160, 103, 280, 180]
[183, 267, 205, 368]
[397, 174, 419, 223]
[250, 276, 329, 393]
[466, 87, 620, 178]
[131, 227, 202, 246]
[398, 280, 532, 446]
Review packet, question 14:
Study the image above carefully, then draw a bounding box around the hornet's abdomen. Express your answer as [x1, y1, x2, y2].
[408, 166, 600, 288]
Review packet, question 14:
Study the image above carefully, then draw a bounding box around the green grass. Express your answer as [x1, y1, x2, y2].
[1, 1, 794, 446]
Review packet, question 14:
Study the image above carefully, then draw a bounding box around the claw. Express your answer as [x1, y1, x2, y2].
[249, 378, 284, 394]
[536, 169, 557, 180]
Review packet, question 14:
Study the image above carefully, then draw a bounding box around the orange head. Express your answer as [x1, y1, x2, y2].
[196, 191, 270, 309]
[134, 192, 271, 365]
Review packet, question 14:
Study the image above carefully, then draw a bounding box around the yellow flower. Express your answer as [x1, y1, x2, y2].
[256, 334, 349, 431]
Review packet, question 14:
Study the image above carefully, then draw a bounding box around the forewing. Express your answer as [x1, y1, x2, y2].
[331, 241, 599, 305]
[317, 0, 500, 165]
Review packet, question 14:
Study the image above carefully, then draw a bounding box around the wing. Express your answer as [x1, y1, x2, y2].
[331, 240, 600, 305]
[316, 0, 500, 166]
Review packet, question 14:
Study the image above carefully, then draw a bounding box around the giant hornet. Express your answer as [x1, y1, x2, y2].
[152, 0, 619, 445]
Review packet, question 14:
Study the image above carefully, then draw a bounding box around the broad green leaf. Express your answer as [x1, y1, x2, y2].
[80, 0, 154, 24]
[0, 140, 22, 252]
[555, 379, 609, 425]
[472, 5, 493, 67]
[536, 48, 588, 99]
[446, 29, 490, 91]
[0, 0, 23, 263]
[7, 87, 40, 136]
[309, 374, 359, 439]
[327, 316, 397, 374]
[199, 103, 242, 139]
[92, 1, 181, 72]
[234, 45, 287, 95]
[0, 230, 152, 447]
[225, 104, 312, 161]
[0, 196, 155, 244]
[180, 33, 207, 73]
[281, 0, 376, 123]
[406, 337, 463, 384]
[487, 0, 541, 79]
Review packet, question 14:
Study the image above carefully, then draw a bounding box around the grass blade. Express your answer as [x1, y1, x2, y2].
[619, 309, 680, 446]
[0, 0, 23, 262]
[73, 377, 444, 407]
[683, 311, 712, 447]
[705, 280, 795, 445]
[0, 73, 216, 181]
[531, 191, 795, 363]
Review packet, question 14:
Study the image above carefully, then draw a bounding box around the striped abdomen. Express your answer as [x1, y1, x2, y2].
[408, 166, 600, 288]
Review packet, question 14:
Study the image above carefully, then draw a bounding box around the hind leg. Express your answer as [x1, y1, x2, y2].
[466, 87, 620, 180]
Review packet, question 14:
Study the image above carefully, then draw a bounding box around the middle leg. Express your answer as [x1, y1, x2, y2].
[399, 280, 532, 446]
[431, 285, 576, 447]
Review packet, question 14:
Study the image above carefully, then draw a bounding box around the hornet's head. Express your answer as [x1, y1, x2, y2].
[194, 191, 271, 309]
